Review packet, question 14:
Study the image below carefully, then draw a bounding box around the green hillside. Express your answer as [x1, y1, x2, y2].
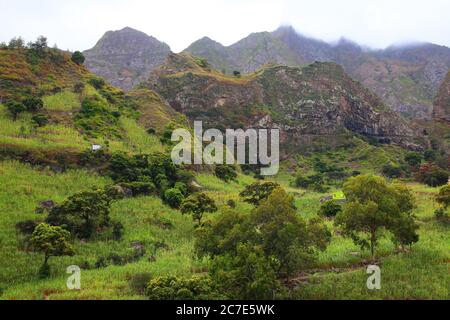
[0, 45, 449, 300]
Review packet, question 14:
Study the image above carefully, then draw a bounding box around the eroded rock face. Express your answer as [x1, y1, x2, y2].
[84, 27, 171, 91]
[434, 71, 450, 122]
[146, 53, 417, 153]
[185, 26, 450, 119]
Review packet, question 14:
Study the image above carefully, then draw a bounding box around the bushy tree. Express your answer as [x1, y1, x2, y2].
[335, 175, 418, 257]
[30, 223, 74, 278]
[146, 275, 223, 300]
[23, 97, 44, 112]
[319, 200, 342, 218]
[5, 100, 26, 121]
[28, 36, 48, 52]
[214, 165, 237, 182]
[8, 37, 25, 49]
[71, 51, 85, 65]
[239, 181, 280, 206]
[164, 188, 185, 208]
[196, 188, 331, 285]
[181, 193, 217, 225]
[405, 152, 422, 168]
[46, 190, 113, 238]
[382, 162, 403, 178]
[209, 244, 282, 300]
[415, 163, 449, 187]
[435, 185, 450, 209]
[31, 114, 49, 127]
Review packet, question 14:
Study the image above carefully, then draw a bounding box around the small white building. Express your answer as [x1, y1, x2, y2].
[92, 144, 102, 152]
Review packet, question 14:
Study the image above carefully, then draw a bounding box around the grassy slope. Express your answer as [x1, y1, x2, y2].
[0, 160, 448, 300]
[0, 49, 448, 300]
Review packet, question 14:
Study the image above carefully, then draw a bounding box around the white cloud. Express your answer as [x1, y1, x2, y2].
[0, 0, 449, 52]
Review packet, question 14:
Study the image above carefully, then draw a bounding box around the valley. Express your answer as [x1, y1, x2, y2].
[0, 26, 449, 301]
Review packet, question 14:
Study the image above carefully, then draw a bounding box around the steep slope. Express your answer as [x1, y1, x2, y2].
[0, 47, 179, 167]
[184, 26, 450, 119]
[434, 70, 450, 122]
[146, 53, 420, 154]
[84, 27, 172, 91]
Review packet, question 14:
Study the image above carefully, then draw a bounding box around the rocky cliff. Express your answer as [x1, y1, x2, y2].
[185, 26, 450, 119]
[146, 53, 419, 153]
[84, 27, 171, 91]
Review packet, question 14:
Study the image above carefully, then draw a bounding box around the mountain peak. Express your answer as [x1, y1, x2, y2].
[83, 27, 172, 91]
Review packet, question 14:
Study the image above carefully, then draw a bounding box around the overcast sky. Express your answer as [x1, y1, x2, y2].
[1, 0, 449, 52]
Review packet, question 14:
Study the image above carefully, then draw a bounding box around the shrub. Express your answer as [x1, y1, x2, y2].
[120, 181, 156, 196]
[16, 220, 38, 235]
[209, 244, 281, 300]
[434, 208, 449, 222]
[294, 173, 327, 191]
[145, 275, 222, 300]
[5, 100, 26, 121]
[214, 165, 237, 182]
[405, 152, 422, 168]
[31, 113, 49, 127]
[435, 185, 450, 209]
[88, 77, 106, 90]
[164, 188, 185, 208]
[23, 97, 44, 112]
[415, 163, 449, 187]
[319, 200, 342, 218]
[71, 51, 85, 65]
[382, 163, 403, 178]
[239, 182, 280, 206]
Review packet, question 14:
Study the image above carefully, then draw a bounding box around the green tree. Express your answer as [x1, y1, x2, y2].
[30, 223, 74, 278]
[8, 37, 25, 49]
[196, 188, 331, 281]
[405, 152, 422, 168]
[335, 174, 418, 257]
[214, 165, 237, 182]
[23, 97, 44, 112]
[181, 193, 217, 225]
[28, 35, 48, 52]
[71, 51, 85, 65]
[239, 181, 280, 206]
[5, 100, 26, 121]
[46, 190, 113, 238]
[209, 244, 282, 300]
[164, 188, 185, 208]
[319, 200, 342, 218]
[31, 113, 49, 127]
[436, 185, 450, 209]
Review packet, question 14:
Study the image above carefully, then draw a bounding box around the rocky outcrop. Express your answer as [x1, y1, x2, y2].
[184, 26, 450, 119]
[146, 53, 417, 153]
[84, 27, 171, 91]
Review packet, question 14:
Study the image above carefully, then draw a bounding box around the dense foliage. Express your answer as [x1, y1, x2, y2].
[335, 175, 419, 256]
